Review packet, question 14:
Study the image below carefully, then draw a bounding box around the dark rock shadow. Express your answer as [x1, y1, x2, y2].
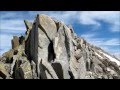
[52, 62, 63, 79]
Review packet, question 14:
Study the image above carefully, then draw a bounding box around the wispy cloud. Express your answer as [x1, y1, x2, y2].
[104, 38, 120, 46]
[28, 11, 120, 32]
[0, 34, 13, 48]
[79, 11, 120, 32]
[114, 53, 120, 59]
[0, 34, 13, 55]
[0, 11, 119, 56]
[81, 33, 120, 58]
[0, 20, 26, 30]
[28, 11, 80, 24]
[1, 11, 119, 31]
[81, 33, 120, 46]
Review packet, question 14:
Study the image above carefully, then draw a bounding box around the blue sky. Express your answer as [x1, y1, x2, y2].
[0, 11, 120, 58]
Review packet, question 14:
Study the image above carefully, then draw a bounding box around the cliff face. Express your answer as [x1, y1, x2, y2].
[0, 14, 120, 79]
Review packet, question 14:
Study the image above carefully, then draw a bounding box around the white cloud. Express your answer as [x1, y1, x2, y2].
[42, 11, 120, 32]
[0, 20, 26, 30]
[29, 11, 120, 32]
[0, 34, 13, 48]
[81, 33, 120, 46]
[0, 12, 18, 19]
[79, 11, 120, 32]
[28, 11, 80, 24]
[81, 33, 103, 46]
[104, 38, 120, 46]
[0, 11, 119, 55]
[81, 33, 97, 39]
[114, 53, 120, 60]
[81, 33, 120, 58]
[1, 11, 119, 32]
[111, 22, 120, 32]
[0, 34, 13, 55]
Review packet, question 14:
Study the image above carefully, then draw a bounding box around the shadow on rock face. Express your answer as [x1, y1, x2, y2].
[48, 41, 56, 63]
[52, 63, 63, 79]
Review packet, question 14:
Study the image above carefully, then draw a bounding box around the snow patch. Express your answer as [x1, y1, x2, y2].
[94, 52, 103, 59]
[107, 67, 117, 75]
[99, 51, 120, 66]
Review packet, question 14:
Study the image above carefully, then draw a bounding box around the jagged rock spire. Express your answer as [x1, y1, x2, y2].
[0, 14, 120, 79]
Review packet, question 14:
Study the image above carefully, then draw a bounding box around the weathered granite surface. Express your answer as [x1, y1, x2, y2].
[0, 14, 120, 79]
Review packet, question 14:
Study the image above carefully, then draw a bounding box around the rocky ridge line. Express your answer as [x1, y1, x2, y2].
[0, 14, 120, 79]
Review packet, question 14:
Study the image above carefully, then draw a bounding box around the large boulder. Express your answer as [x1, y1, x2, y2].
[37, 14, 57, 40]
[0, 61, 10, 79]
[1, 14, 120, 79]
[11, 36, 19, 50]
[39, 59, 58, 79]
[2, 49, 14, 63]
[31, 60, 38, 79]
[19, 57, 32, 79]
[12, 56, 32, 79]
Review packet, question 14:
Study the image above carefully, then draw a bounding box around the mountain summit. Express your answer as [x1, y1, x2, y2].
[0, 14, 120, 79]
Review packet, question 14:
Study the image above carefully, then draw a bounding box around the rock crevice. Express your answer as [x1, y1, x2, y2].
[0, 14, 120, 79]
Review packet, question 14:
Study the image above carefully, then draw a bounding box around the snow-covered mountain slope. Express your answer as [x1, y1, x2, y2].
[98, 50, 120, 66]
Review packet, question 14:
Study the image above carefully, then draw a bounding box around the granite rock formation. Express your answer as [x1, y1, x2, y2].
[0, 14, 120, 79]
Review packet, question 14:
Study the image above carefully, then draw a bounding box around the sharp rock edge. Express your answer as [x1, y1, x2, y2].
[0, 14, 120, 79]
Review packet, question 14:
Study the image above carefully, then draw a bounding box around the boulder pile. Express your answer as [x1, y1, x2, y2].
[0, 14, 120, 79]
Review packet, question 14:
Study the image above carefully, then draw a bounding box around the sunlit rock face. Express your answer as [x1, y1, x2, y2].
[0, 14, 120, 79]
